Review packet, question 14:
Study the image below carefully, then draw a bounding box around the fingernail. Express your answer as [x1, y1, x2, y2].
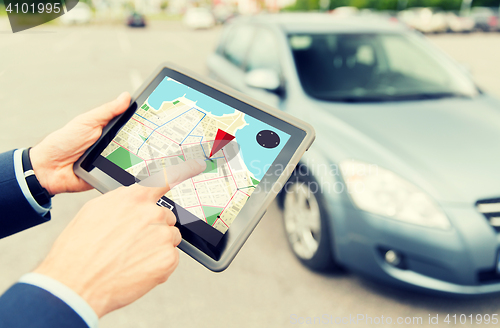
[117, 92, 128, 102]
[195, 158, 207, 170]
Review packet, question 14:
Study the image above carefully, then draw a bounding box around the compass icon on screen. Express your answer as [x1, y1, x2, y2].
[256, 130, 280, 149]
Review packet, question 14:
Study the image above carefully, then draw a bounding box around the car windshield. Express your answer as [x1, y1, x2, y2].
[288, 33, 479, 102]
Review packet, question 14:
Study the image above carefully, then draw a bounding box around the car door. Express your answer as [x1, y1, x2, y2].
[207, 23, 256, 91]
[240, 27, 284, 109]
[207, 24, 284, 109]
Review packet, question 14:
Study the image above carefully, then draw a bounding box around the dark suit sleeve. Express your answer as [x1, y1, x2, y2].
[0, 152, 89, 327]
[0, 150, 50, 239]
[0, 283, 88, 328]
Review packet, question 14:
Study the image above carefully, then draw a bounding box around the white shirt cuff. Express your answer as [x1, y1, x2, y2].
[19, 273, 99, 328]
[13, 148, 52, 216]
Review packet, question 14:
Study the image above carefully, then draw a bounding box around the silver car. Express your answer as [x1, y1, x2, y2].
[207, 13, 500, 294]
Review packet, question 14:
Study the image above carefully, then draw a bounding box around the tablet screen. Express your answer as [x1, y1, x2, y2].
[95, 75, 291, 246]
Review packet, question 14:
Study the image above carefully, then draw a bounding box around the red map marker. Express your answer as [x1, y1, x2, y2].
[209, 129, 235, 157]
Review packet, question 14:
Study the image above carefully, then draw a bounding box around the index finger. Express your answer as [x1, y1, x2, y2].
[138, 158, 207, 200]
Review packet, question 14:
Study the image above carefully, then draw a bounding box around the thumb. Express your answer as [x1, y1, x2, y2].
[85, 92, 131, 127]
[138, 159, 207, 201]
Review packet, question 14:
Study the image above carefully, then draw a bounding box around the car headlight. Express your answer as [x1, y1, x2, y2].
[340, 160, 451, 230]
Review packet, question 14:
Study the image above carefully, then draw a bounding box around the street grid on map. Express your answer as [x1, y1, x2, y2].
[101, 88, 259, 233]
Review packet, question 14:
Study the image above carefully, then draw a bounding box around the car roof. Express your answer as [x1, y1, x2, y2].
[232, 13, 408, 34]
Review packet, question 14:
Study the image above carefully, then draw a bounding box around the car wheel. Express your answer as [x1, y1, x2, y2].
[280, 168, 339, 271]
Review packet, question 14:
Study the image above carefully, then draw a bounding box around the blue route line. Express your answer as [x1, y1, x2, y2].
[179, 132, 209, 158]
[192, 135, 209, 158]
[137, 107, 194, 155]
[186, 134, 205, 156]
[184, 134, 222, 161]
[201, 139, 208, 158]
[179, 114, 206, 145]
[134, 113, 159, 127]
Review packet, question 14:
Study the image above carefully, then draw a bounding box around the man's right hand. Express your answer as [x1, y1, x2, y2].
[33, 159, 206, 318]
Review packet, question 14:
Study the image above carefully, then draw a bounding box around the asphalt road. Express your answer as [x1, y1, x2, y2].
[1, 20, 500, 328]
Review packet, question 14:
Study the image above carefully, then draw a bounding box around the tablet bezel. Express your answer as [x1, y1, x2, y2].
[74, 63, 315, 271]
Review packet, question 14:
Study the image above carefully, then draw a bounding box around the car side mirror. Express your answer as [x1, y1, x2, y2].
[244, 69, 283, 94]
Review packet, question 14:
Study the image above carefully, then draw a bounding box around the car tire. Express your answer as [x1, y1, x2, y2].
[278, 165, 339, 272]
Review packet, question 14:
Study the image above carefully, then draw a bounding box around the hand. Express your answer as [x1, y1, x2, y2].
[34, 159, 206, 318]
[30, 92, 131, 196]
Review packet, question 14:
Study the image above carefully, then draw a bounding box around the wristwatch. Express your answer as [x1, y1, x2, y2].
[21, 148, 52, 206]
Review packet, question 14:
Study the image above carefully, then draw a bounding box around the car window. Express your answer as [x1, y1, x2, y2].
[381, 35, 448, 88]
[289, 33, 478, 101]
[245, 28, 280, 73]
[223, 25, 256, 68]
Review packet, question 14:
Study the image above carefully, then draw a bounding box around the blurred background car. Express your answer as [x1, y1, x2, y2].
[213, 4, 238, 24]
[330, 6, 359, 17]
[59, 1, 92, 25]
[445, 11, 475, 33]
[207, 13, 500, 294]
[126, 12, 147, 28]
[183, 7, 216, 29]
[467, 6, 499, 32]
[398, 7, 448, 33]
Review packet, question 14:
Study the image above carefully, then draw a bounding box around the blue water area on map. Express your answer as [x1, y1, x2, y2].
[234, 116, 290, 181]
[147, 76, 291, 181]
[148, 77, 235, 116]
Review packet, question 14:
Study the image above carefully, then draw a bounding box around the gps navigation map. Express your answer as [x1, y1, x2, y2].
[100, 76, 290, 235]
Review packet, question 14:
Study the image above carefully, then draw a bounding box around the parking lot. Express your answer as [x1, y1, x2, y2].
[1, 20, 500, 327]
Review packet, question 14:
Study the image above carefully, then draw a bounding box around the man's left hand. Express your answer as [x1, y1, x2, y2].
[30, 92, 131, 195]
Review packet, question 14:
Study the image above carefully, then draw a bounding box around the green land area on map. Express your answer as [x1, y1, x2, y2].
[203, 206, 223, 226]
[204, 160, 217, 174]
[106, 147, 143, 170]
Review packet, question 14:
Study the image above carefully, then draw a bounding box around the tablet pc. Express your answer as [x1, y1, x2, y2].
[74, 63, 315, 271]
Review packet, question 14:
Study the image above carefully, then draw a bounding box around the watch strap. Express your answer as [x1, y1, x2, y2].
[21, 148, 52, 206]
